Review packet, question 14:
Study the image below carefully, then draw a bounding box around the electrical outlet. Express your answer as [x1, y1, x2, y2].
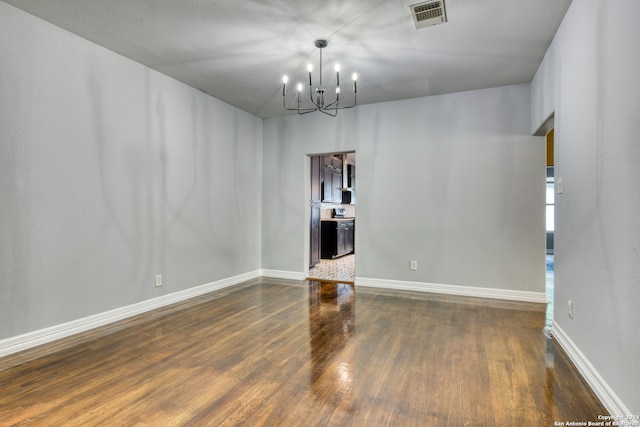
[568, 300, 573, 319]
[155, 274, 162, 288]
[410, 260, 418, 271]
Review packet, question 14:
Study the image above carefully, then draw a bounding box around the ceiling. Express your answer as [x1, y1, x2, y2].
[3, 0, 572, 119]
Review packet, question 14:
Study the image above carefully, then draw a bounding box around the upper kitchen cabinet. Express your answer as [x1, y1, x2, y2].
[341, 163, 356, 204]
[322, 155, 343, 203]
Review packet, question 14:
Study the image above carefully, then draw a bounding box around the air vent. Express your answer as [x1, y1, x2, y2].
[410, 0, 447, 29]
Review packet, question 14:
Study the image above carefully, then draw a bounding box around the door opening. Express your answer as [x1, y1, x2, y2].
[307, 152, 356, 283]
[545, 128, 555, 336]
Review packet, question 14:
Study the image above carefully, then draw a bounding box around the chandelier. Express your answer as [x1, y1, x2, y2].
[282, 39, 358, 117]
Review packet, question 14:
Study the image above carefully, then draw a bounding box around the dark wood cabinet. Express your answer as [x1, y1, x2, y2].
[321, 220, 354, 259]
[310, 206, 321, 267]
[344, 221, 354, 253]
[331, 170, 343, 202]
[322, 155, 343, 203]
[341, 164, 355, 204]
[310, 156, 322, 268]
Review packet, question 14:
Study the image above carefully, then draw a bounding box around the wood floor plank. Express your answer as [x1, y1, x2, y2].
[0, 278, 608, 426]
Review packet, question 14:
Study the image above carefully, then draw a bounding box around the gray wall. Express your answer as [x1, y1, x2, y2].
[531, 0, 640, 413]
[0, 2, 263, 340]
[263, 84, 546, 292]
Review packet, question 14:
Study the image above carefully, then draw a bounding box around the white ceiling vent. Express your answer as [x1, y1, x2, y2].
[410, 0, 447, 29]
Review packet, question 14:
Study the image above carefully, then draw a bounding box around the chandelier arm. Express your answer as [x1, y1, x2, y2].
[282, 97, 298, 111]
[323, 97, 338, 109]
[283, 91, 316, 113]
[322, 104, 356, 112]
[323, 104, 356, 111]
[319, 108, 338, 117]
[282, 96, 305, 111]
[283, 98, 316, 113]
[299, 92, 319, 113]
[322, 93, 357, 111]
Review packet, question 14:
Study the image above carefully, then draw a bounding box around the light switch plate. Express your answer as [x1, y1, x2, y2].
[556, 177, 563, 194]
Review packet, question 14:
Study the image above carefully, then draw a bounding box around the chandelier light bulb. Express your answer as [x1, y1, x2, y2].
[282, 75, 288, 84]
[352, 73, 358, 81]
[335, 64, 340, 72]
[297, 83, 303, 92]
[307, 63, 313, 72]
[336, 87, 341, 94]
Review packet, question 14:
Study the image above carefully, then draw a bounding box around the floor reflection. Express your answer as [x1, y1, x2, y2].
[308, 281, 356, 394]
[545, 337, 556, 422]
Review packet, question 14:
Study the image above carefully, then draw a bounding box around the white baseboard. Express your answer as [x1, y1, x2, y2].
[552, 321, 636, 420]
[260, 269, 306, 281]
[0, 270, 262, 358]
[0, 272, 546, 359]
[355, 276, 547, 303]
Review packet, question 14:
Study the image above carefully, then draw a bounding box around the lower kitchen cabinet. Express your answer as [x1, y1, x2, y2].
[321, 220, 354, 259]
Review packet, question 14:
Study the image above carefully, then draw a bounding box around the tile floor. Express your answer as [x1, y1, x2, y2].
[308, 254, 355, 282]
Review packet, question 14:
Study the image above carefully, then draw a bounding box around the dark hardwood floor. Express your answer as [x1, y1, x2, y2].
[0, 278, 607, 426]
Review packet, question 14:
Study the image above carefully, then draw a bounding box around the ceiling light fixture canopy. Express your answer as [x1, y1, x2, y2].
[282, 39, 357, 117]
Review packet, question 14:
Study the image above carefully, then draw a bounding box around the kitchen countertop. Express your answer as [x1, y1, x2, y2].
[322, 217, 355, 222]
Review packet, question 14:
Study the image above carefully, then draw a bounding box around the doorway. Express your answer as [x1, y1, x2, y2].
[307, 152, 356, 282]
[545, 128, 555, 335]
